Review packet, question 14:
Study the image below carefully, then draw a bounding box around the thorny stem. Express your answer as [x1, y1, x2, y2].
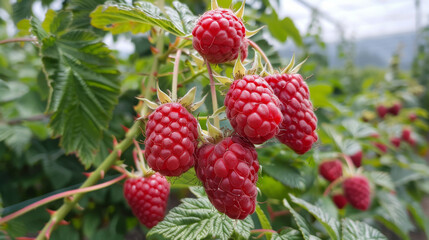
[36, 27, 166, 240]
[248, 39, 273, 73]
[205, 61, 220, 128]
[323, 176, 345, 196]
[0, 37, 36, 45]
[171, 49, 182, 101]
[0, 175, 127, 225]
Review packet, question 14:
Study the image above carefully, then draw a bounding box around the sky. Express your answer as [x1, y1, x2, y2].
[278, 0, 429, 42]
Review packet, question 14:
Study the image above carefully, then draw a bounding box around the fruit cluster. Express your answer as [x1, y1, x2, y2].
[124, 1, 319, 227]
[319, 158, 371, 211]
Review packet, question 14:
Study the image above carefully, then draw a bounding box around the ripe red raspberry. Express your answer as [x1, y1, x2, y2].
[343, 176, 371, 211]
[240, 38, 249, 61]
[145, 103, 198, 176]
[373, 142, 387, 153]
[349, 151, 362, 167]
[332, 194, 348, 209]
[224, 75, 283, 144]
[409, 113, 417, 122]
[195, 136, 259, 219]
[192, 9, 245, 64]
[264, 74, 318, 154]
[390, 137, 401, 148]
[401, 128, 411, 142]
[318, 160, 343, 182]
[123, 173, 170, 228]
[388, 102, 401, 116]
[376, 105, 387, 119]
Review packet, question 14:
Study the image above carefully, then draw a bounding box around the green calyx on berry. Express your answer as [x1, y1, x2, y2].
[137, 85, 207, 113]
[281, 54, 308, 75]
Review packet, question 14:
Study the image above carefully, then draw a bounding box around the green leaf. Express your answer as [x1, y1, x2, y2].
[407, 201, 429, 238]
[368, 171, 394, 191]
[375, 191, 414, 240]
[31, 11, 120, 167]
[0, 81, 29, 103]
[308, 84, 333, 108]
[283, 199, 321, 240]
[263, 164, 307, 190]
[342, 119, 378, 139]
[188, 186, 207, 198]
[218, 0, 233, 8]
[341, 219, 387, 240]
[290, 195, 340, 240]
[0, 124, 32, 153]
[147, 197, 254, 240]
[272, 229, 304, 240]
[90, 1, 196, 36]
[281, 17, 302, 46]
[255, 204, 273, 240]
[169, 168, 200, 189]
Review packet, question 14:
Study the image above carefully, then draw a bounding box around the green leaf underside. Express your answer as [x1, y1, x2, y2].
[290, 195, 340, 240]
[272, 229, 305, 240]
[283, 199, 321, 240]
[147, 197, 253, 240]
[341, 219, 387, 240]
[31, 11, 120, 167]
[90, 1, 196, 36]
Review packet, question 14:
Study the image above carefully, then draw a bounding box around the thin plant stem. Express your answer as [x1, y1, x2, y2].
[323, 176, 345, 196]
[0, 37, 36, 45]
[0, 174, 126, 225]
[171, 49, 182, 101]
[205, 61, 220, 128]
[248, 39, 273, 73]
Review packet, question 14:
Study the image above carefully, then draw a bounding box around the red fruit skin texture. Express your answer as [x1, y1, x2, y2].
[319, 160, 343, 182]
[240, 38, 249, 61]
[390, 137, 401, 148]
[349, 151, 363, 167]
[225, 75, 283, 144]
[409, 113, 417, 122]
[192, 9, 245, 64]
[388, 103, 401, 116]
[145, 103, 198, 176]
[343, 176, 371, 211]
[195, 136, 259, 219]
[376, 105, 388, 119]
[123, 173, 170, 228]
[373, 142, 388, 153]
[264, 74, 318, 154]
[332, 194, 348, 209]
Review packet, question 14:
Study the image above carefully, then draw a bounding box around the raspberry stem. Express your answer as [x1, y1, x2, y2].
[340, 153, 356, 173]
[0, 174, 127, 225]
[0, 37, 36, 45]
[323, 176, 345, 196]
[248, 39, 273, 73]
[171, 49, 182, 101]
[205, 61, 220, 128]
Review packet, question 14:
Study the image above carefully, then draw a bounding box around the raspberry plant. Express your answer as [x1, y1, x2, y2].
[0, 0, 428, 239]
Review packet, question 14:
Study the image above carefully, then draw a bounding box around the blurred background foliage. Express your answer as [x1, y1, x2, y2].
[0, 0, 428, 239]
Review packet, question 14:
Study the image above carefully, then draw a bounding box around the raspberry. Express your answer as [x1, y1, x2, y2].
[318, 160, 342, 182]
[376, 105, 387, 119]
[401, 128, 411, 142]
[388, 102, 401, 116]
[332, 194, 348, 209]
[409, 113, 417, 122]
[192, 9, 245, 64]
[123, 173, 170, 228]
[240, 38, 249, 61]
[390, 137, 401, 148]
[264, 74, 318, 154]
[195, 136, 259, 219]
[349, 151, 362, 167]
[373, 142, 387, 153]
[145, 103, 198, 176]
[224, 75, 283, 144]
[343, 176, 371, 210]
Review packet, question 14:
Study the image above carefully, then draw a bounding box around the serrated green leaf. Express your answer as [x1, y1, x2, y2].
[341, 219, 387, 240]
[90, 1, 196, 36]
[189, 186, 207, 198]
[308, 84, 333, 108]
[31, 11, 120, 167]
[255, 204, 273, 240]
[368, 171, 394, 191]
[342, 119, 378, 139]
[289, 195, 340, 240]
[272, 229, 304, 240]
[169, 168, 200, 189]
[0, 124, 32, 153]
[147, 197, 253, 240]
[407, 201, 429, 238]
[375, 191, 414, 240]
[263, 164, 307, 190]
[283, 199, 321, 240]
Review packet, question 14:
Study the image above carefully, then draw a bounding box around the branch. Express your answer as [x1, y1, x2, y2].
[0, 174, 126, 224]
[0, 37, 36, 45]
[3, 114, 51, 125]
[248, 39, 274, 73]
[205, 61, 220, 128]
